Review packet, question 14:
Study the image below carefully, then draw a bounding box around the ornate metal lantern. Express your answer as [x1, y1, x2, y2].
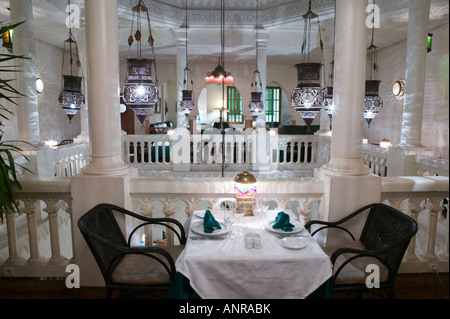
[58, 0, 85, 123]
[123, 0, 159, 124]
[291, 0, 326, 127]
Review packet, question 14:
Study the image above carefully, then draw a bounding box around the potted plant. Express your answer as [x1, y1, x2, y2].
[0, 21, 30, 221]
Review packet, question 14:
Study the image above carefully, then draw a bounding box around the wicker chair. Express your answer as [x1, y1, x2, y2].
[77, 203, 186, 298]
[305, 203, 418, 299]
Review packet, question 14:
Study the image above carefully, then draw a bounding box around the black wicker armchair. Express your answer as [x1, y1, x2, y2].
[305, 203, 418, 299]
[77, 203, 186, 298]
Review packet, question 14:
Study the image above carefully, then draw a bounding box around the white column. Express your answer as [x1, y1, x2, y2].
[254, 30, 268, 128]
[322, 0, 369, 176]
[72, 0, 133, 287]
[175, 29, 188, 129]
[317, 0, 381, 246]
[10, 0, 40, 146]
[82, 0, 129, 175]
[398, 0, 431, 148]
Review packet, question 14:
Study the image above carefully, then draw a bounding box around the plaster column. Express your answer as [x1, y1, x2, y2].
[82, 0, 129, 176]
[175, 29, 188, 129]
[388, 0, 433, 176]
[317, 0, 381, 246]
[398, 0, 431, 149]
[322, 0, 369, 177]
[10, 0, 41, 146]
[254, 29, 268, 129]
[71, 0, 132, 287]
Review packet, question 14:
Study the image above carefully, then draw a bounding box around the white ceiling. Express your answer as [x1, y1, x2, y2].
[0, 0, 448, 65]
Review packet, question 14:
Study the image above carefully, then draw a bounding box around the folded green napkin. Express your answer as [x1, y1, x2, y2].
[203, 210, 222, 233]
[272, 212, 295, 232]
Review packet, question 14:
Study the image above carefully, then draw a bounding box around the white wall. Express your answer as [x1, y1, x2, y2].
[363, 22, 449, 159]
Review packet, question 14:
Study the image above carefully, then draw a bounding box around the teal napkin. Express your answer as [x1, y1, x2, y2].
[203, 210, 222, 233]
[272, 212, 295, 232]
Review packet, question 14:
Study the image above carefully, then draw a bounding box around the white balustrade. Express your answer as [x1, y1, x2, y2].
[123, 132, 320, 172]
[382, 176, 449, 273]
[414, 156, 449, 177]
[0, 178, 73, 277]
[363, 144, 389, 177]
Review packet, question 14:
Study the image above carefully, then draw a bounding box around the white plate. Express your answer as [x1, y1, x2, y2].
[264, 220, 304, 235]
[190, 220, 229, 237]
[280, 237, 307, 250]
[194, 211, 206, 218]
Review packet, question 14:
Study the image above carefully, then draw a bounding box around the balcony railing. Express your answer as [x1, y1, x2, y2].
[2, 174, 448, 278]
[2, 134, 448, 280]
[122, 130, 329, 173]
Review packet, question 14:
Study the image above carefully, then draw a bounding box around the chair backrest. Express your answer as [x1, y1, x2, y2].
[360, 203, 418, 280]
[77, 205, 128, 283]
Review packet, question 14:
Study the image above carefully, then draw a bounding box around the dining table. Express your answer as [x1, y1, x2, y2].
[168, 209, 333, 299]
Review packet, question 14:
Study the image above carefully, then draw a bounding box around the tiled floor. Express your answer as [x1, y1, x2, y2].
[0, 273, 448, 299]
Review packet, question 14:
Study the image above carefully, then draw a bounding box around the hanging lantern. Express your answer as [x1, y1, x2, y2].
[291, 0, 326, 127]
[364, 79, 383, 126]
[324, 86, 334, 118]
[204, 0, 232, 86]
[180, 0, 195, 116]
[2, 24, 13, 53]
[249, 70, 264, 117]
[123, 58, 158, 124]
[323, 59, 334, 119]
[249, 91, 264, 117]
[205, 63, 233, 85]
[58, 74, 85, 122]
[364, 3, 383, 127]
[180, 88, 194, 116]
[248, 0, 264, 118]
[291, 63, 326, 127]
[123, 0, 159, 124]
[58, 4, 85, 123]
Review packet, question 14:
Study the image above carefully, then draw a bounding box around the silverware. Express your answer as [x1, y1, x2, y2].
[275, 233, 310, 239]
[190, 236, 226, 241]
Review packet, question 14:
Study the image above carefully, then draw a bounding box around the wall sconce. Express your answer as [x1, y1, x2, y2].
[234, 171, 257, 216]
[44, 139, 58, 148]
[427, 33, 433, 53]
[36, 78, 44, 93]
[379, 138, 392, 148]
[392, 80, 405, 97]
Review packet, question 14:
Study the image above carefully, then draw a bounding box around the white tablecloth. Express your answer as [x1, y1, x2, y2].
[175, 210, 333, 299]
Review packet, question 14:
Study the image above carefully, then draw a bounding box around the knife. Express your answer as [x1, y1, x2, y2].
[190, 236, 226, 241]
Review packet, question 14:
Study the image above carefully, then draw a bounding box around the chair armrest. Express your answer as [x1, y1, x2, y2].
[127, 217, 186, 246]
[305, 204, 377, 240]
[305, 220, 356, 241]
[330, 246, 381, 265]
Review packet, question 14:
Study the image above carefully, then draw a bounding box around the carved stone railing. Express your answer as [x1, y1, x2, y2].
[128, 175, 325, 246]
[381, 176, 449, 273]
[17, 143, 90, 178]
[2, 174, 448, 278]
[0, 178, 73, 278]
[122, 131, 324, 173]
[362, 143, 389, 177]
[413, 156, 449, 177]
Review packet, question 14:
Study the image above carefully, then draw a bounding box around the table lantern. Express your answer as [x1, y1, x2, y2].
[234, 171, 257, 216]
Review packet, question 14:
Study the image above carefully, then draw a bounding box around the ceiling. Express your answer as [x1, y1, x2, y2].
[0, 0, 448, 65]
